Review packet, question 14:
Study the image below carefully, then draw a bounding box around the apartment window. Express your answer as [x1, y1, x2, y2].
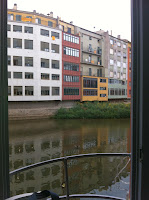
[129, 82, 131, 86]
[36, 18, 41, 24]
[13, 38, 22, 49]
[7, 38, 11, 48]
[13, 25, 22, 32]
[89, 36, 92, 40]
[52, 87, 60, 96]
[97, 69, 102, 77]
[51, 44, 59, 53]
[16, 15, 22, 21]
[52, 60, 59, 69]
[41, 58, 49, 68]
[63, 33, 79, 44]
[13, 72, 22, 79]
[64, 75, 79, 82]
[41, 42, 49, 52]
[51, 31, 59, 39]
[97, 47, 102, 54]
[8, 72, 11, 78]
[25, 57, 33, 67]
[64, 62, 79, 71]
[129, 62, 131, 69]
[48, 21, 53, 27]
[13, 56, 22, 66]
[110, 88, 114, 95]
[25, 40, 33, 50]
[117, 61, 121, 67]
[129, 72, 131, 78]
[67, 27, 71, 34]
[25, 26, 33, 34]
[100, 87, 106, 90]
[123, 53, 127, 58]
[122, 89, 125, 95]
[8, 56, 11, 65]
[117, 51, 121, 57]
[41, 87, 50, 96]
[129, 90, 131, 95]
[117, 42, 121, 47]
[110, 59, 114, 65]
[41, 73, 50, 80]
[83, 89, 97, 96]
[83, 78, 97, 88]
[119, 89, 122, 95]
[14, 86, 22, 96]
[7, 24, 11, 31]
[8, 86, 11, 96]
[110, 39, 114, 45]
[129, 53, 131, 59]
[123, 44, 126, 49]
[8, 14, 13, 21]
[89, 68, 92, 76]
[100, 94, 106, 97]
[64, 88, 79, 95]
[41, 29, 49, 37]
[25, 72, 33, 79]
[25, 86, 34, 96]
[110, 49, 114, 54]
[100, 79, 106, 83]
[63, 47, 79, 57]
[115, 89, 118, 95]
[52, 74, 60, 80]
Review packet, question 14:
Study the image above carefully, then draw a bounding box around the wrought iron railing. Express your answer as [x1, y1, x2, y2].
[8, 153, 131, 200]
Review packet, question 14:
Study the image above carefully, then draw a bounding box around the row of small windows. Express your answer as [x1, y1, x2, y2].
[8, 86, 60, 96]
[8, 56, 60, 69]
[110, 39, 127, 48]
[83, 78, 107, 89]
[8, 38, 60, 53]
[110, 59, 127, 66]
[8, 25, 59, 39]
[108, 79, 126, 85]
[63, 33, 79, 44]
[64, 75, 79, 82]
[8, 14, 53, 27]
[63, 47, 79, 57]
[64, 88, 79, 95]
[8, 72, 60, 80]
[64, 62, 79, 71]
[108, 88, 126, 96]
[83, 89, 107, 97]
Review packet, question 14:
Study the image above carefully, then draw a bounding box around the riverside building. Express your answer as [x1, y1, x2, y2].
[75, 27, 108, 101]
[8, 6, 62, 101]
[97, 30, 128, 100]
[127, 41, 131, 99]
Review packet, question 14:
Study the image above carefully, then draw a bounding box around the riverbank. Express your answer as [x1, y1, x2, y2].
[53, 102, 130, 119]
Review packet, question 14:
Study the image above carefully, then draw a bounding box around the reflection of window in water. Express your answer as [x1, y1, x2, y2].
[52, 165, 60, 176]
[41, 181, 50, 191]
[25, 142, 35, 153]
[15, 144, 23, 154]
[41, 167, 50, 177]
[41, 141, 50, 150]
[52, 179, 60, 189]
[14, 159, 23, 169]
[26, 158, 35, 165]
[26, 170, 35, 180]
[52, 140, 60, 148]
[15, 173, 24, 183]
[51, 152, 61, 159]
[41, 156, 49, 162]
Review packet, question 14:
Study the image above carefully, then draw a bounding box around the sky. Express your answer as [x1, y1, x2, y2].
[8, 0, 131, 41]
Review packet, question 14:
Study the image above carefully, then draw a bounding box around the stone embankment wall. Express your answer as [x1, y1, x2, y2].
[8, 101, 77, 120]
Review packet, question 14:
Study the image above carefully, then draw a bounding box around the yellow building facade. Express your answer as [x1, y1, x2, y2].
[81, 76, 108, 102]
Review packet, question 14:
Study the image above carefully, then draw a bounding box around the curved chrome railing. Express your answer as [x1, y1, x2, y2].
[8, 153, 131, 200]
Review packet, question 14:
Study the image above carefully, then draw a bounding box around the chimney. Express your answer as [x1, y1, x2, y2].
[50, 12, 53, 18]
[13, 3, 17, 10]
[70, 21, 73, 24]
[117, 35, 121, 39]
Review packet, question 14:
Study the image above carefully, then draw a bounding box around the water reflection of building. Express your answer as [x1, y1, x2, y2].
[9, 123, 63, 197]
[9, 119, 130, 197]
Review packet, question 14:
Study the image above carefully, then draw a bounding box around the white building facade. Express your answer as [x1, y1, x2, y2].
[8, 21, 62, 101]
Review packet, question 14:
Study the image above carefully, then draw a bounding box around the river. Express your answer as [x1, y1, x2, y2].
[9, 119, 131, 199]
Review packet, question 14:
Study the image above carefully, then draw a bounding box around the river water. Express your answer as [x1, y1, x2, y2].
[9, 119, 131, 199]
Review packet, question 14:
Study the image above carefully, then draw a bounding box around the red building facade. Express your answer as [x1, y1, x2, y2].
[62, 32, 81, 100]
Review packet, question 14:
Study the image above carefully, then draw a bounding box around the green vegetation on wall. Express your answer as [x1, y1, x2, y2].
[54, 102, 130, 119]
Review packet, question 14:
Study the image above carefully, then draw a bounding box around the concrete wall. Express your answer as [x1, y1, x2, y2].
[8, 101, 77, 120]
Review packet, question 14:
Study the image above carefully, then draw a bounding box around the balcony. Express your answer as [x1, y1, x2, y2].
[82, 59, 102, 67]
[82, 47, 102, 56]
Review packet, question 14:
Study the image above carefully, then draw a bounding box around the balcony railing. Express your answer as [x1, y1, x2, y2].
[7, 152, 131, 200]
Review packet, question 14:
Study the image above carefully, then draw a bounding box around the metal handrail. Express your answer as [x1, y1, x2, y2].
[9, 153, 131, 200]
